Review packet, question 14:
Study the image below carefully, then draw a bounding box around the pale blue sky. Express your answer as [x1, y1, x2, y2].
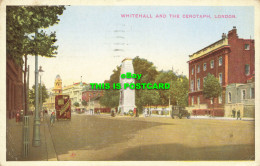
[27, 6, 254, 89]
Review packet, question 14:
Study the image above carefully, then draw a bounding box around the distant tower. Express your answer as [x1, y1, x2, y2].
[118, 58, 135, 115]
[53, 75, 62, 94]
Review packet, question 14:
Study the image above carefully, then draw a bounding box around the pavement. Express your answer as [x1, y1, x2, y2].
[6, 114, 57, 161]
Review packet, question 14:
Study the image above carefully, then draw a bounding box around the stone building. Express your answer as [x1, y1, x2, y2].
[63, 82, 86, 107]
[43, 75, 63, 110]
[224, 77, 255, 118]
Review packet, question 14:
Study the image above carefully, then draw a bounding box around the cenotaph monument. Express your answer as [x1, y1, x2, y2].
[118, 58, 135, 115]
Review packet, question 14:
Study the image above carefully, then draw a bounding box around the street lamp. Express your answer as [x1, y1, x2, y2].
[39, 66, 44, 117]
[39, 66, 44, 110]
[33, 29, 41, 147]
[89, 93, 91, 114]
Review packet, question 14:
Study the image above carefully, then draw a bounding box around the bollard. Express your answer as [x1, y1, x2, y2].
[23, 116, 30, 157]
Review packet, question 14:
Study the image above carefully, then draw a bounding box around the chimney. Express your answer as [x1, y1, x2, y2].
[228, 26, 238, 39]
[222, 33, 226, 39]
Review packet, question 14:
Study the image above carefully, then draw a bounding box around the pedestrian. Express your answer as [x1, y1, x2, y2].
[40, 111, 44, 122]
[232, 108, 236, 118]
[16, 110, 20, 123]
[50, 111, 55, 126]
[237, 110, 241, 120]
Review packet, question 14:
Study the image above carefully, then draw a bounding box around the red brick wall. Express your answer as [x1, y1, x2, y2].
[227, 28, 255, 84]
[82, 90, 104, 102]
[6, 58, 23, 119]
[188, 47, 228, 108]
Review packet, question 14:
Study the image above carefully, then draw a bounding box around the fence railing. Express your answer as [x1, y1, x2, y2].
[23, 116, 30, 157]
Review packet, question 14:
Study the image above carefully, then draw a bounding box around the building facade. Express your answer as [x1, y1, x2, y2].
[63, 82, 86, 107]
[6, 58, 24, 119]
[188, 27, 255, 116]
[43, 75, 63, 110]
[224, 78, 255, 118]
[52, 75, 62, 94]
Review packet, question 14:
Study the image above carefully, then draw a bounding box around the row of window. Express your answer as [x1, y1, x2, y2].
[191, 87, 255, 105]
[228, 88, 255, 103]
[190, 73, 223, 92]
[191, 94, 223, 105]
[191, 57, 223, 75]
[191, 64, 250, 92]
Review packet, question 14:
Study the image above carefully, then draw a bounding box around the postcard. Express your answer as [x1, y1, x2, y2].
[0, 0, 259, 166]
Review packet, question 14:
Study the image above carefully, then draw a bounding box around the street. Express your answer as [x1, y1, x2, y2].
[44, 113, 254, 161]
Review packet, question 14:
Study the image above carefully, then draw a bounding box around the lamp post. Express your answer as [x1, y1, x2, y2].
[89, 93, 91, 114]
[33, 29, 41, 147]
[39, 66, 44, 118]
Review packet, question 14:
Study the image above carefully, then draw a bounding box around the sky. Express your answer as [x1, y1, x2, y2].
[26, 6, 254, 89]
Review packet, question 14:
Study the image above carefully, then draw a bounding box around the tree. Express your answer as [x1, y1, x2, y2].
[7, 6, 66, 115]
[155, 70, 177, 105]
[29, 84, 49, 108]
[171, 75, 189, 107]
[100, 89, 120, 108]
[203, 73, 222, 110]
[7, 6, 66, 64]
[99, 66, 121, 108]
[139, 89, 160, 113]
[81, 100, 88, 107]
[133, 57, 158, 114]
[73, 102, 80, 107]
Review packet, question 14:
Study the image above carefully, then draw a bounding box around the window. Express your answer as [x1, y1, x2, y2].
[197, 96, 200, 105]
[218, 94, 222, 104]
[219, 73, 222, 85]
[241, 89, 246, 100]
[245, 64, 250, 75]
[203, 63, 207, 71]
[203, 77, 206, 84]
[210, 60, 214, 69]
[197, 79, 200, 90]
[250, 88, 255, 99]
[219, 57, 223, 66]
[228, 92, 232, 103]
[245, 44, 250, 50]
[191, 96, 194, 106]
[191, 80, 194, 92]
[210, 99, 213, 104]
[197, 65, 200, 73]
[192, 68, 194, 75]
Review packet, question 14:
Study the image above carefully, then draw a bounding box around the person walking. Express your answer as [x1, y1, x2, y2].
[50, 111, 56, 126]
[237, 110, 241, 120]
[16, 110, 20, 123]
[232, 108, 236, 118]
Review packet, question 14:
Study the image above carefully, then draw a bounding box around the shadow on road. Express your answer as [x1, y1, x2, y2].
[48, 115, 174, 157]
[108, 143, 255, 161]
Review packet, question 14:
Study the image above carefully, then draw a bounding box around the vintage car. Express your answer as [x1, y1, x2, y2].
[171, 106, 190, 119]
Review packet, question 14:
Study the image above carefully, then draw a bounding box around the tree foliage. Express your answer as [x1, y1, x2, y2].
[29, 84, 49, 108]
[100, 56, 189, 113]
[73, 102, 80, 107]
[81, 100, 88, 106]
[203, 73, 222, 99]
[155, 70, 177, 105]
[171, 75, 189, 107]
[6, 6, 66, 65]
[133, 57, 158, 112]
[100, 66, 121, 108]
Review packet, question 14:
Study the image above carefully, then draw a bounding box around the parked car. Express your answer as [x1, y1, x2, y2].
[171, 106, 190, 119]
